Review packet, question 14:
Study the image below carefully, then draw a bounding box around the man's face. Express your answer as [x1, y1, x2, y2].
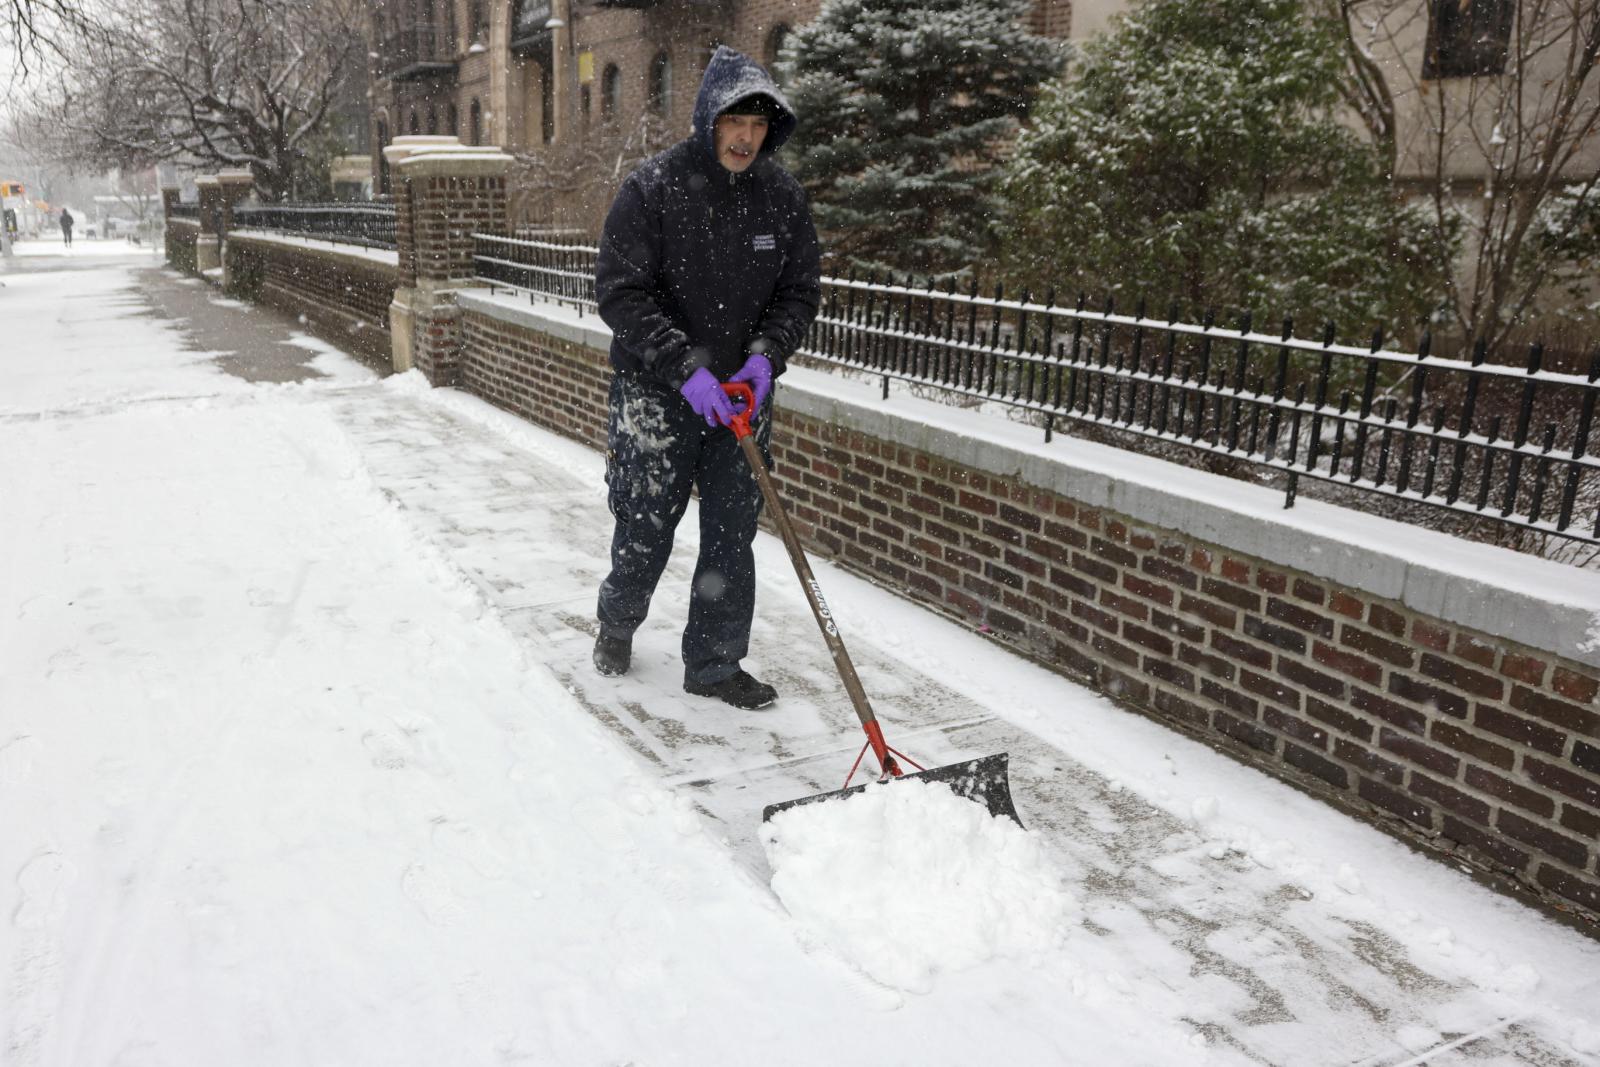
[714, 113, 769, 173]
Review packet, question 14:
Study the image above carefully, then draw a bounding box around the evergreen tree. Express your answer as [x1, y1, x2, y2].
[1000, 0, 1449, 333]
[782, 0, 1061, 277]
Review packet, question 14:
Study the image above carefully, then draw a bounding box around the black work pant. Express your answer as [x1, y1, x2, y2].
[596, 373, 773, 686]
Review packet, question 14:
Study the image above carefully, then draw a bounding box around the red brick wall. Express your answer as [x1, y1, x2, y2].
[413, 174, 507, 283]
[770, 410, 1600, 920]
[461, 306, 610, 445]
[224, 235, 397, 364]
[454, 299, 1600, 927]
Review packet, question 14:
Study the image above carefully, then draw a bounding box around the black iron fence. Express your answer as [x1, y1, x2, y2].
[470, 234, 1600, 549]
[168, 203, 199, 220]
[474, 233, 596, 308]
[232, 202, 397, 251]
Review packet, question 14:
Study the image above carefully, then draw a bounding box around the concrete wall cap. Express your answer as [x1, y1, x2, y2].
[193, 175, 221, 187]
[383, 136, 463, 166]
[216, 171, 254, 185]
[395, 149, 515, 178]
[226, 230, 400, 273]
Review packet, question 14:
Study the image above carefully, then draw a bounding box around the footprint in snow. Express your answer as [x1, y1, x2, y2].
[362, 718, 447, 773]
[14, 852, 76, 930]
[363, 730, 409, 769]
[432, 820, 510, 880]
[402, 863, 467, 927]
[0, 735, 40, 788]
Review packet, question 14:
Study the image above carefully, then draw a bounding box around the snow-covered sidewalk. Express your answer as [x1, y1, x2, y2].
[3, 253, 1598, 1066]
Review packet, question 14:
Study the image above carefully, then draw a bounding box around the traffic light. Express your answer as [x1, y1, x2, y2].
[0, 181, 24, 199]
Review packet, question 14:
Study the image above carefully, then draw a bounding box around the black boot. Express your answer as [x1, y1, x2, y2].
[684, 669, 777, 710]
[593, 634, 632, 677]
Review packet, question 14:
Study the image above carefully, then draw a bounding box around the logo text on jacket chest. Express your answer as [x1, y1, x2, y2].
[752, 234, 777, 252]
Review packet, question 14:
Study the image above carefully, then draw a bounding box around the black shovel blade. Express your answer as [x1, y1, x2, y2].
[762, 752, 1022, 828]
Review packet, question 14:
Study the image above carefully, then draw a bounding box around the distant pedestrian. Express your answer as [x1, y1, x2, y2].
[59, 209, 74, 247]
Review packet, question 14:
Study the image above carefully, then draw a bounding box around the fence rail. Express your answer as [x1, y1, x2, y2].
[470, 233, 1600, 549]
[232, 202, 397, 251]
[474, 233, 595, 307]
[168, 203, 199, 220]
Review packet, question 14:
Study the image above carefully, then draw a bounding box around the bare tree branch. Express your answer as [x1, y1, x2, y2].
[1326, 0, 1600, 354]
[12, 0, 361, 200]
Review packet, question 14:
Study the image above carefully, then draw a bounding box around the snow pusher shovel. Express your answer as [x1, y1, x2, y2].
[717, 383, 1023, 828]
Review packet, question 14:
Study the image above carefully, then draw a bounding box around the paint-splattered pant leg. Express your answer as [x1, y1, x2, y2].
[594, 372, 773, 686]
[596, 374, 698, 643]
[682, 397, 771, 686]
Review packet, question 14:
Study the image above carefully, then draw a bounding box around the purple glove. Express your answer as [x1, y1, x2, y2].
[728, 353, 773, 421]
[680, 367, 736, 427]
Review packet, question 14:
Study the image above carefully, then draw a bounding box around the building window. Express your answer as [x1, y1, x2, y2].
[540, 64, 553, 144]
[580, 83, 591, 128]
[648, 51, 672, 116]
[470, 0, 486, 45]
[1424, 0, 1514, 78]
[426, 105, 438, 134]
[377, 120, 390, 194]
[469, 98, 482, 145]
[447, 102, 458, 136]
[408, 108, 420, 134]
[765, 23, 791, 68]
[601, 63, 620, 121]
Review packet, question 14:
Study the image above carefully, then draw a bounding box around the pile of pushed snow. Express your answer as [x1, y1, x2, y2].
[762, 779, 1077, 993]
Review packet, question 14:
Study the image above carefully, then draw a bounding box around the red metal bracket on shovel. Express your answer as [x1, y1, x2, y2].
[718, 383, 1023, 828]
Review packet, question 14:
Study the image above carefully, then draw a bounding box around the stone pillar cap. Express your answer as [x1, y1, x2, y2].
[395, 142, 515, 177]
[383, 135, 462, 166]
[194, 175, 221, 187]
[216, 170, 254, 185]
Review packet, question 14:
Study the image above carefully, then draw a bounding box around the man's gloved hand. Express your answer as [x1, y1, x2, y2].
[680, 367, 736, 427]
[728, 353, 773, 421]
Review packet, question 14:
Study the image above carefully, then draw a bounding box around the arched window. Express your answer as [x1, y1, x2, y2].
[447, 102, 458, 136]
[469, 98, 482, 145]
[408, 108, 420, 134]
[648, 51, 672, 116]
[470, 0, 486, 44]
[766, 23, 792, 73]
[376, 119, 390, 194]
[601, 63, 620, 121]
[540, 64, 553, 144]
[426, 105, 438, 134]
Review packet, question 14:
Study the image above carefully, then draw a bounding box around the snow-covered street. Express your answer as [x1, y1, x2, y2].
[4, 249, 1599, 1065]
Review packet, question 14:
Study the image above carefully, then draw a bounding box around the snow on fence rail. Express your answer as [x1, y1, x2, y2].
[232, 202, 397, 251]
[470, 233, 1600, 551]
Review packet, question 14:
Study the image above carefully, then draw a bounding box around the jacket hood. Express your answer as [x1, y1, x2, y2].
[691, 46, 797, 167]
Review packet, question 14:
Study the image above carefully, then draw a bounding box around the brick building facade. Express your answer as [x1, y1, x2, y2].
[367, 0, 1073, 224]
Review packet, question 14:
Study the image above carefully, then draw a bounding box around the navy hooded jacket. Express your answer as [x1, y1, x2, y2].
[595, 46, 822, 390]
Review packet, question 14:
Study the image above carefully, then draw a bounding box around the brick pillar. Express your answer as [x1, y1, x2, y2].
[215, 170, 255, 291]
[383, 137, 513, 383]
[160, 187, 181, 267]
[194, 176, 222, 273]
